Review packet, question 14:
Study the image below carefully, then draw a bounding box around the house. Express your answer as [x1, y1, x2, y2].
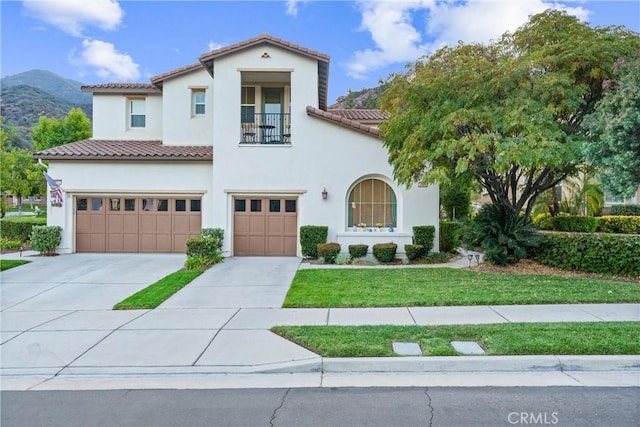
[34, 34, 439, 256]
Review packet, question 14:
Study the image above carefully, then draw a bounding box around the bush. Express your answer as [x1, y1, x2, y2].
[404, 244, 424, 261]
[466, 204, 543, 265]
[184, 255, 215, 270]
[30, 225, 62, 256]
[611, 204, 640, 216]
[535, 232, 640, 276]
[532, 213, 554, 230]
[551, 215, 598, 233]
[186, 236, 219, 258]
[348, 244, 368, 259]
[317, 242, 341, 264]
[372, 243, 397, 262]
[439, 221, 461, 253]
[336, 253, 351, 265]
[300, 225, 328, 258]
[0, 237, 22, 250]
[597, 216, 640, 234]
[0, 217, 47, 242]
[422, 252, 451, 264]
[412, 225, 435, 253]
[201, 228, 224, 249]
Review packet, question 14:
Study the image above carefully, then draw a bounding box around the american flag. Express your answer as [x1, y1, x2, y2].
[44, 172, 63, 203]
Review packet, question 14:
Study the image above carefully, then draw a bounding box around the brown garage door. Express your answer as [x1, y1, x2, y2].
[233, 197, 297, 256]
[75, 196, 201, 253]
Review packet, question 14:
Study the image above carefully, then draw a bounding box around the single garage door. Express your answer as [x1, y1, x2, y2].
[75, 196, 201, 253]
[233, 197, 297, 256]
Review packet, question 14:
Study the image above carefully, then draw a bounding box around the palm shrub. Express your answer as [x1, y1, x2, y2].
[466, 204, 543, 265]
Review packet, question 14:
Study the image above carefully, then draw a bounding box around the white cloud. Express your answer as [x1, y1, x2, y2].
[70, 39, 140, 80]
[22, 0, 123, 37]
[286, 0, 310, 17]
[207, 40, 224, 52]
[347, 0, 591, 80]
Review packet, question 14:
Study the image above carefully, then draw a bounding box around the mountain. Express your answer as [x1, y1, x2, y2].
[1, 85, 92, 150]
[1, 69, 91, 105]
[330, 84, 388, 110]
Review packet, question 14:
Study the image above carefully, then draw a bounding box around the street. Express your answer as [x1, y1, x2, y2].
[2, 387, 638, 427]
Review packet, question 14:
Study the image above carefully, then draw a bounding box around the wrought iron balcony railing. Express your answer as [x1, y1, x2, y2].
[240, 113, 291, 144]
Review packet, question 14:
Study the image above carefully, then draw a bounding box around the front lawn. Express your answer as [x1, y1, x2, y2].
[272, 322, 639, 357]
[283, 268, 639, 308]
[0, 259, 30, 271]
[113, 269, 203, 310]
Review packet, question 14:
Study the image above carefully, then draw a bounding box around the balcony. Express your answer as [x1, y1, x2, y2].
[240, 113, 291, 145]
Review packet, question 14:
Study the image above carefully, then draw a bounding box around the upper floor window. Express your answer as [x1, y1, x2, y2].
[241, 86, 256, 123]
[193, 89, 205, 115]
[348, 178, 397, 228]
[129, 98, 146, 128]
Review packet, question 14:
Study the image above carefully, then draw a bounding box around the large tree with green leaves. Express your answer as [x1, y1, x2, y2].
[0, 146, 44, 212]
[379, 10, 640, 221]
[31, 107, 91, 151]
[582, 57, 640, 199]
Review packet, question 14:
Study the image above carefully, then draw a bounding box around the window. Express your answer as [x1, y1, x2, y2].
[124, 199, 136, 211]
[190, 199, 201, 212]
[250, 199, 262, 212]
[285, 199, 296, 213]
[269, 200, 281, 212]
[235, 199, 246, 212]
[241, 86, 256, 124]
[109, 198, 121, 211]
[76, 198, 87, 211]
[193, 90, 205, 115]
[130, 98, 146, 128]
[348, 178, 397, 227]
[175, 199, 186, 212]
[142, 198, 154, 211]
[604, 190, 624, 205]
[91, 198, 103, 211]
[157, 199, 169, 211]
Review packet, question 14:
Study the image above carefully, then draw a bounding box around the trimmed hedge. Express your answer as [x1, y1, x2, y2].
[535, 232, 640, 277]
[439, 221, 461, 253]
[551, 215, 597, 233]
[372, 243, 397, 263]
[0, 217, 47, 242]
[597, 216, 640, 234]
[412, 225, 435, 253]
[318, 242, 341, 264]
[186, 236, 220, 258]
[611, 204, 640, 216]
[404, 244, 424, 261]
[348, 244, 368, 259]
[300, 225, 328, 258]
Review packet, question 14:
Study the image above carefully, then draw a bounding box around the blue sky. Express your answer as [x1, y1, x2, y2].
[2, 0, 639, 104]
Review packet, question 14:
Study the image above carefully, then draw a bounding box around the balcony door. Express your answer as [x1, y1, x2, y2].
[262, 88, 283, 143]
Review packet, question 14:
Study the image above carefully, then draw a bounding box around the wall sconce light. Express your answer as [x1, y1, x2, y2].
[322, 187, 328, 200]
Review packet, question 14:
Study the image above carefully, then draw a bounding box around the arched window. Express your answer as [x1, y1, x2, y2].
[348, 178, 397, 227]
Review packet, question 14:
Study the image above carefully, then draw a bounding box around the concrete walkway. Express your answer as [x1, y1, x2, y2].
[1, 253, 638, 390]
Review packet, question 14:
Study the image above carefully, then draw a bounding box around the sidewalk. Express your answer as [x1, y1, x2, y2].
[1, 254, 638, 391]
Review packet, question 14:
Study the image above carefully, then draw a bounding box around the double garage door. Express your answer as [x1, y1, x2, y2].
[233, 197, 297, 256]
[76, 196, 201, 253]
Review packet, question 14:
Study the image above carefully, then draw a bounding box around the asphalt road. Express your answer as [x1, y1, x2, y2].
[2, 387, 638, 427]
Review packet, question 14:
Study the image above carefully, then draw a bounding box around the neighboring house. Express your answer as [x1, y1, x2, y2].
[35, 34, 438, 256]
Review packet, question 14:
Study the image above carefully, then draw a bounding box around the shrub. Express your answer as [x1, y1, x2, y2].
[30, 225, 62, 256]
[348, 244, 368, 259]
[317, 242, 341, 264]
[597, 216, 640, 234]
[201, 228, 224, 249]
[0, 237, 22, 250]
[439, 221, 461, 253]
[404, 244, 424, 261]
[532, 213, 554, 230]
[611, 204, 640, 216]
[184, 255, 214, 270]
[336, 253, 351, 265]
[536, 232, 640, 276]
[0, 217, 47, 241]
[422, 252, 451, 264]
[412, 225, 435, 253]
[186, 236, 219, 258]
[300, 225, 328, 258]
[551, 215, 597, 233]
[466, 204, 543, 265]
[373, 243, 397, 262]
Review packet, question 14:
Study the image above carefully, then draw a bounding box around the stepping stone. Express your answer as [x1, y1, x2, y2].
[451, 341, 485, 355]
[392, 342, 422, 356]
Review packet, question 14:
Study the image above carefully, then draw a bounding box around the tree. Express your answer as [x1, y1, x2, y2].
[583, 57, 640, 199]
[0, 146, 44, 212]
[31, 107, 91, 151]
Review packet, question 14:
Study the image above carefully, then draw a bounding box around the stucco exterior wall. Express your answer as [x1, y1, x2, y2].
[46, 160, 212, 253]
[161, 69, 214, 146]
[92, 94, 162, 140]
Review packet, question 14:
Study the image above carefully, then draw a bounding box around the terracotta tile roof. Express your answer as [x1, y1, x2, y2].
[199, 33, 330, 110]
[306, 106, 381, 138]
[34, 139, 212, 161]
[150, 62, 204, 85]
[81, 83, 161, 94]
[327, 109, 390, 123]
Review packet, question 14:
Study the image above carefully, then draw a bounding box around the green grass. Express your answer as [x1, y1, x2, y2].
[272, 322, 640, 357]
[0, 259, 30, 271]
[113, 269, 203, 310]
[283, 268, 639, 307]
